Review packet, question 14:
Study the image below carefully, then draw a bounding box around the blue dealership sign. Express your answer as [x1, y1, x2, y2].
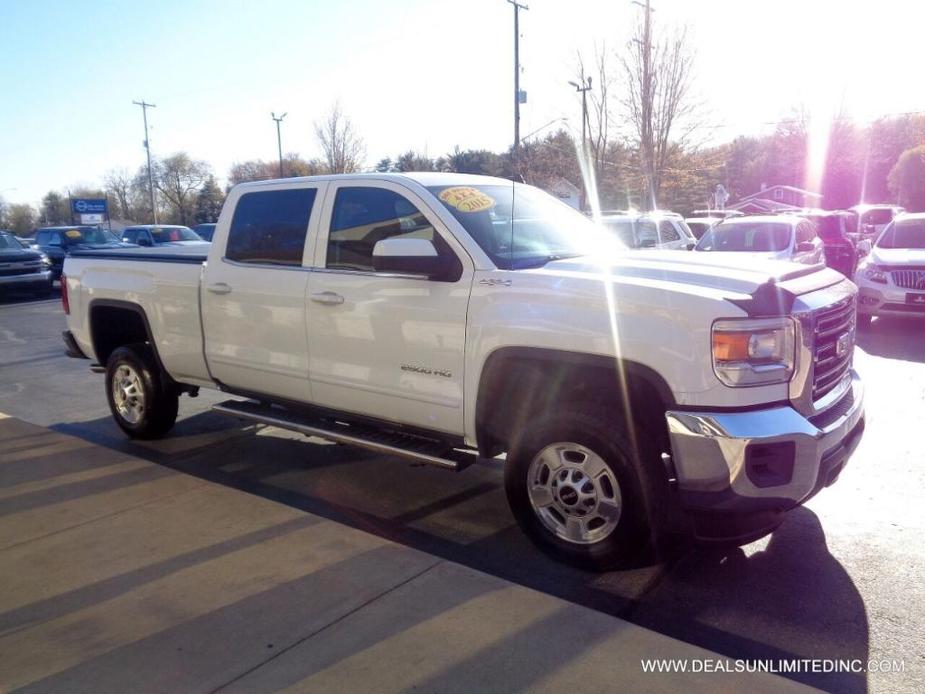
[71, 198, 108, 215]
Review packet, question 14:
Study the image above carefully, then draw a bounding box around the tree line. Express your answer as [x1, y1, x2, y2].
[4, 9, 925, 237]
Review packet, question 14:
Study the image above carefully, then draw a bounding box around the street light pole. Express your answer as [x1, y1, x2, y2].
[133, 100, 158, 223]
[507, 0, 528, 171]
[271, 112, 287, 178]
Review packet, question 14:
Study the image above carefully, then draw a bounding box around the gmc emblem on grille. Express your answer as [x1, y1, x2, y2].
[835, 331, 852, 357]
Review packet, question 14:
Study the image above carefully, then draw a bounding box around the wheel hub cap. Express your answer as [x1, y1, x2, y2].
[111, 364, 145, 424]
[527, 442, 622, 545]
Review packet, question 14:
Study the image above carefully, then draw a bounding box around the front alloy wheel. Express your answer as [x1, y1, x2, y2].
[527, 443, 623, 545]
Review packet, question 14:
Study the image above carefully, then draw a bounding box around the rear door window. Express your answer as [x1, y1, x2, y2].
[225, 188, 317, 266]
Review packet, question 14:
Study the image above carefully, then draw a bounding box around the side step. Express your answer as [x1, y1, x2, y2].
[212, 400, 473, 471]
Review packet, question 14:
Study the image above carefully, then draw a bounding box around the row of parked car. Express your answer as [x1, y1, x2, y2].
[597, 203, 923, 326]
[600, 203, 907, 278]
[0, 223, 217, 297]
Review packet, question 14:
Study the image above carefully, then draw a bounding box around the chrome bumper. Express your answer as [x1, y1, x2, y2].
[0, 270, 52, 287]
[665, 370, 864, 515]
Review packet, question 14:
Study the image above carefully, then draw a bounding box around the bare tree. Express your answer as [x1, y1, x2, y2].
[619, 8, 697, 207]
[314, 103, 366, 174]
[103, 168, 134, 219]
[153, 153, 212, 225]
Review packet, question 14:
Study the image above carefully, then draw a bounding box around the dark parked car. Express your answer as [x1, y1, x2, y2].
[32, 226, 128, 281]
[790, 210, 858, 277]
[192, 223, 216, 242]
[0, 230, 53, 296]
[121, 225, 207, 247]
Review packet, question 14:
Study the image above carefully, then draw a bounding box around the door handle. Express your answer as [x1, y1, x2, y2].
[310, 291, 344, 305]
[206, 282, 232, 295]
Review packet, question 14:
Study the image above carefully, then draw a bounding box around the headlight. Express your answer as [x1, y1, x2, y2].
[39, 253, 51, 267]
[860, 263, 887, 284]
[712, 317, 795, 387]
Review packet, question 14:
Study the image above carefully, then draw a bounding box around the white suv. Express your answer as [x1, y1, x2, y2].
[600, 212, 696, 250]
[855, 213, 925, 326]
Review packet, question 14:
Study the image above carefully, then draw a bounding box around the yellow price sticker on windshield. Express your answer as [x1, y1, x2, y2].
[439, 186, 495, 213]
[65, 230, 82, 239]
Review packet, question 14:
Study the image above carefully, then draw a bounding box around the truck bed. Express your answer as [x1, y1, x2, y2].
[64, 249, 212, 387]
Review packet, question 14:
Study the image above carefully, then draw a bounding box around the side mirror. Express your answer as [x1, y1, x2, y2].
[796, 241, 815, 252]
[137, 237, 152, 247]
[857, 239, 872, 256]
[372, 237, 459, 281]
[685, 241, 696, 250]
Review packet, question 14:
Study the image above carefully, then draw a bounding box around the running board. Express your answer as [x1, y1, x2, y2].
[212, 400, 472, 471]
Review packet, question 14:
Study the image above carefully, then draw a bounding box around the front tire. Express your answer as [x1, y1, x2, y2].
[105, 344, 178, 439]
[505, 409, 654, 570]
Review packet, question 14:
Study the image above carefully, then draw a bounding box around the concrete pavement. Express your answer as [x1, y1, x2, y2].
[0, 413, 810, 693]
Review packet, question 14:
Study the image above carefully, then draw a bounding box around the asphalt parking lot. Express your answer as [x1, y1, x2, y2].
[1, 288, 923, 693]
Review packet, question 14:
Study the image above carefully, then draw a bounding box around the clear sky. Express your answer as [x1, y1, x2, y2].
[1, 0, 923, 206]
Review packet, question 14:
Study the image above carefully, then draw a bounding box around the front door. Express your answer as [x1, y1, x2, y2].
[201, 184, 324, 403]
[306, 181, 472, 434]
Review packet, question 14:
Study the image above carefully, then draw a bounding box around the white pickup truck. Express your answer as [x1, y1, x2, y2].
[62, 173, 865, 569]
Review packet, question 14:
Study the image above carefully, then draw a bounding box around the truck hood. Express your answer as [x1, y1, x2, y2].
[544, 250, 843, 305]
[870, 247, 925, 266]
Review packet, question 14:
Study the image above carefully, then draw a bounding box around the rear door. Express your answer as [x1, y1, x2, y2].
[201, 183, 325, 403]
[305, 180, 472, 434]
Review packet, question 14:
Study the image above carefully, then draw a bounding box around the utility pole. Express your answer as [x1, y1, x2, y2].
[507, 0, 528, 172]
[568, 77, 593, 154]
[632, 0, 655, 207]
[133, 100, 158, 223]
[568, 77, 593, 210]
[271, 112, 287, 178]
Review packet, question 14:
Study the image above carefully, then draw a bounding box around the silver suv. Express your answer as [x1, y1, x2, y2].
[601, 212, 696, 250]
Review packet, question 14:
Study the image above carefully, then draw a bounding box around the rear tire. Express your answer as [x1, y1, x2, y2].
[505, 408, 655, 570]
[105, 344, 178, 440]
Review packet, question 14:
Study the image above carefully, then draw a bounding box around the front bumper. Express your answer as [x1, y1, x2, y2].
[0, 269, 52, 289]
[856, 281, 925, 318]
[665, 370, 864, 541]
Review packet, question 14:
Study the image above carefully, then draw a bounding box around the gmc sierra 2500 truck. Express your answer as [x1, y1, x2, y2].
[62, 173, 865, 569]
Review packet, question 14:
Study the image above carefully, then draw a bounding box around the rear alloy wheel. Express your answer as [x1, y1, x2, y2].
[106, 344, 178, 439]
[506, 410, 652, 570]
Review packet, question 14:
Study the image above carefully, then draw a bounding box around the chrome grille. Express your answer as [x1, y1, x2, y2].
[0, 261, 42, 277]
[889, 268, 925, 290]
[812, 295, 856, 401]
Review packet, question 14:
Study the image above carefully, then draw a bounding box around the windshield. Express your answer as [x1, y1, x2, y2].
[149, 226, 201, 242]
[695, 221, 791, 252]
[60, 228, 119, 245]
[877, 219, 925, 249]
[0, 232, 21, 250]
[428, 183, 617, 269]
[861, 208, 895, 225]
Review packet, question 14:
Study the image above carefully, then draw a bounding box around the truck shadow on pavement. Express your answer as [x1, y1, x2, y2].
[856, 317, 925, 362]
[50, 412, 869, 693]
